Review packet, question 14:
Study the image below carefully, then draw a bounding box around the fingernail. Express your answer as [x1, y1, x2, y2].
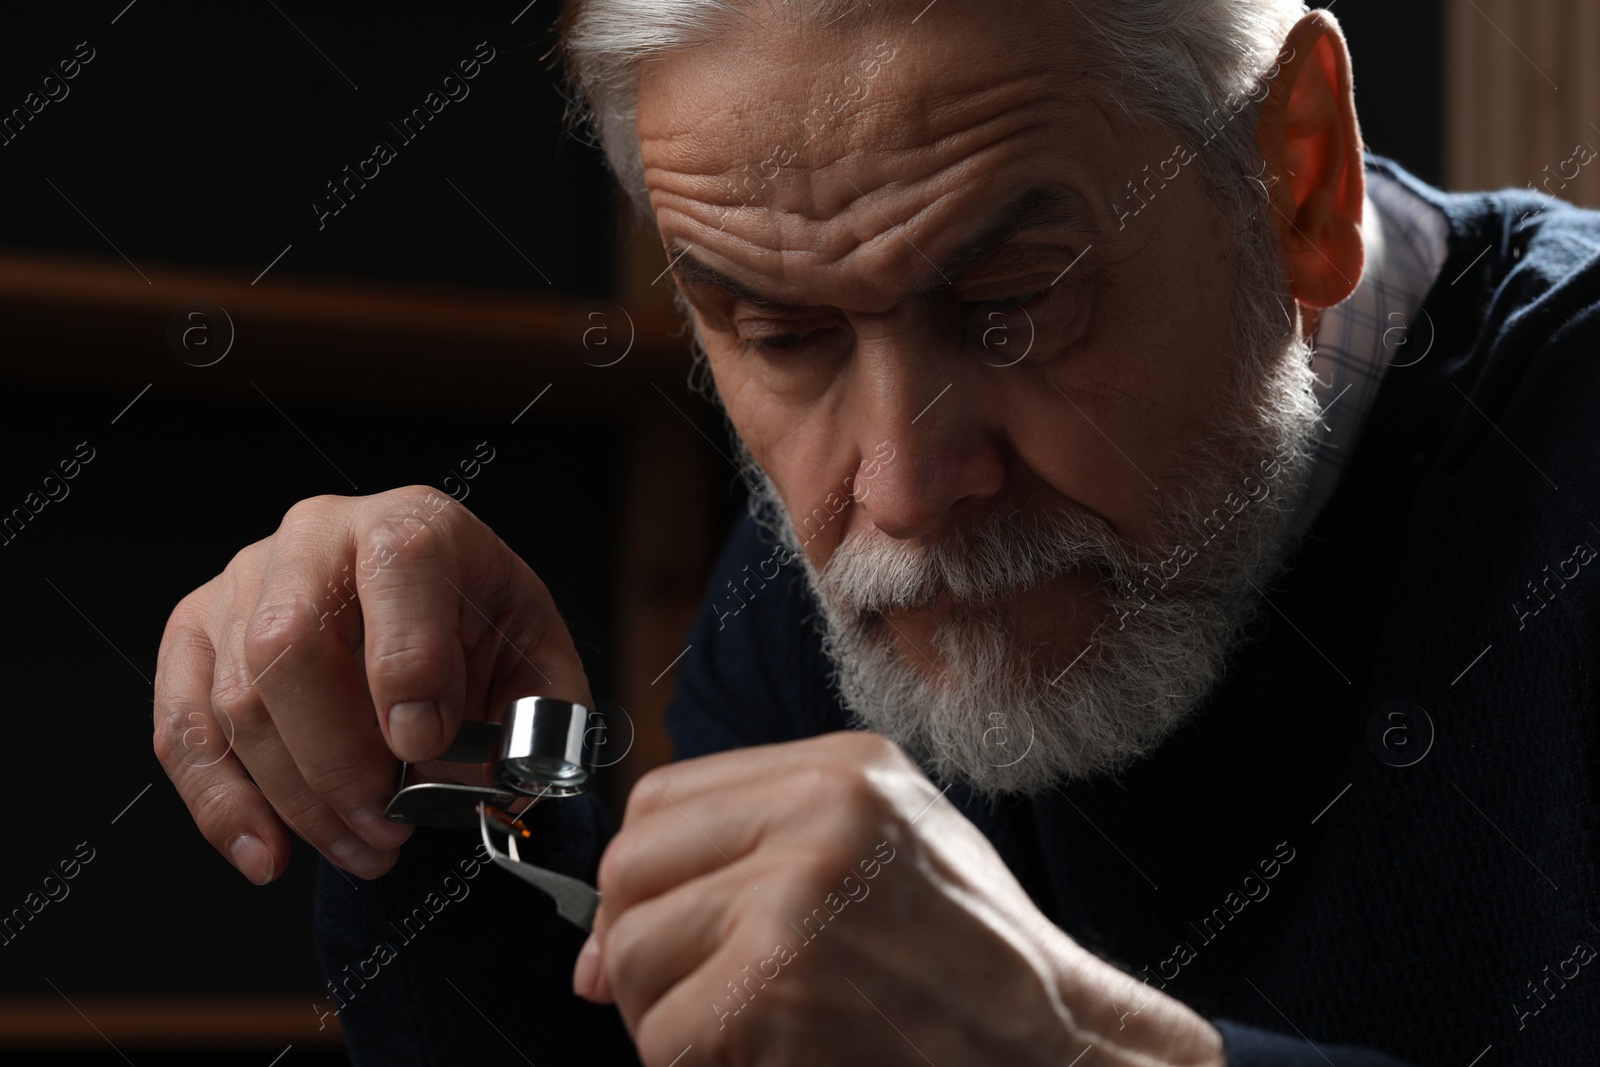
[352, 801, 412, 850]
[389, 701, 442, 761]
[228, 833, 275, 885]
[573, 933, 601, 999]
[329, 833, 394, 879]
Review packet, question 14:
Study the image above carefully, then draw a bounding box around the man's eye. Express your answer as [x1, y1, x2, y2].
[964, 290, 1048, 359]
[739, 329, 819, 353]
[973, 289, 1047, 313]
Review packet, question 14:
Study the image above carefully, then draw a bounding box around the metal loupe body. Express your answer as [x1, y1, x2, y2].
[497, 695, 592, 797]
[383, 696, 598, 828]
[382, 696, 602, 931]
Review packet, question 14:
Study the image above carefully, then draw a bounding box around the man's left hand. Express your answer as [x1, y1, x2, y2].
[573, 730, 1226, 1067]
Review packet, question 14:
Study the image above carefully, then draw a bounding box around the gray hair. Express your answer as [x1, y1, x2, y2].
[558, 0, 1309, 223]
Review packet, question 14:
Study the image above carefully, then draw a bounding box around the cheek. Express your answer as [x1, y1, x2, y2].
[1038, 209, 1247, 519]
[1006, 374, 1159, 541]
[1009, 295, 1219, 545]
[714, 350, 861, 564]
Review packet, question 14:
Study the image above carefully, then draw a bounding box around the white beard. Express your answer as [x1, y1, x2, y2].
[730, 208, 1324, 797]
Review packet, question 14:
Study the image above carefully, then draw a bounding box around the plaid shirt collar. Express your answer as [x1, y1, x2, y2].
[1285, 166, 1452, 548]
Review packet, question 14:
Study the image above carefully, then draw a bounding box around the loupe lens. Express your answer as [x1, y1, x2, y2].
[496, 697, 594, 797]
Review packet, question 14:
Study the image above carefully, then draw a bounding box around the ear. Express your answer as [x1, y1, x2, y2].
[1254, 10, 1365, 310]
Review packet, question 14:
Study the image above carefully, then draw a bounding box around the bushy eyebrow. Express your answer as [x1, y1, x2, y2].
[667, 183, 1097, 312]
[670, 247, 800, 311]
[936, 184, 1098, 281]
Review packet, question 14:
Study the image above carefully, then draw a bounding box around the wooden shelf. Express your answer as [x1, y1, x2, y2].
[0, 996, 343, 1047]
[0, 248, 692, 411]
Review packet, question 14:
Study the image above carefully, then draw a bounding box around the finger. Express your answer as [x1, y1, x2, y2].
[579, 896, 617, 1003]
[357, 491, 596, 758]
[226, 711, 403, 879]
[601, 864, 743, 1032]
[574, 928, 607, 1003]
[619, 731, 875, 828]
[631, 933, 813, 1066]
[600, 787, 786, 919]
[604, 742, 910, 919]
[607, 735, 887, 901]
[241, 501, 414, 856]
[347, 490, 470, 762]
[153, 598, 292, 884]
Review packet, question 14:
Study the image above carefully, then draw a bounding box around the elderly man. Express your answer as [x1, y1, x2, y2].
[154, 1, 1600, 1064]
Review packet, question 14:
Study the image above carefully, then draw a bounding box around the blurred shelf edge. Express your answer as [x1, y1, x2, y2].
[0, 248, 696, 412]
[0, 996, 344, 1046]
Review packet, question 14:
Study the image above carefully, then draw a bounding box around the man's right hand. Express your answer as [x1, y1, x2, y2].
[153, 486, 594, 884]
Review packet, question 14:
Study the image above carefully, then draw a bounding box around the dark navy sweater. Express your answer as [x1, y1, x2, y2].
[314, 160, 1600, 1065]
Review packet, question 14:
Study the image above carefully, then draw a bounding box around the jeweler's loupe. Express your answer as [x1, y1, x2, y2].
[383, 696, 602, 931]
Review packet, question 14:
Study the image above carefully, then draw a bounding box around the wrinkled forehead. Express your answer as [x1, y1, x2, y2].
[654, 9, 1109, 172]
[634, 1, 1116, 292]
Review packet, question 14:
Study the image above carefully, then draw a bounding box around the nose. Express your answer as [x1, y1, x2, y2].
[848, 338, 1008, 541]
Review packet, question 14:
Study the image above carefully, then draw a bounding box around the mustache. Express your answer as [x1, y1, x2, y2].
[817, 506, 1147, 616]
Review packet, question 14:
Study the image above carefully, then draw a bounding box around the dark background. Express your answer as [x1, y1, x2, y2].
[0, 1, 1441, 1062]
[0, 3, 615, 292]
